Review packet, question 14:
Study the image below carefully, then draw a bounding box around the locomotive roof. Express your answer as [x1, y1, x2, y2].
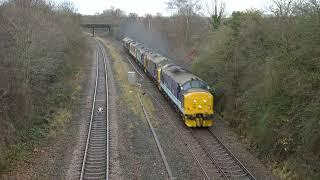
[131, 42, 142, 47]
[136, 44, 146, 51]
[148, 53, 171, 66]
[144, 50, 156, 56]
[123, 37, 133, 43]
[123, 37, 207, 87]
[162, 64, 204, 85]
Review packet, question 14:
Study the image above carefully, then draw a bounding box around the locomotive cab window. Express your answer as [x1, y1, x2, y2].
[182, 82, 191, 90]
[182, 80, 209, 90]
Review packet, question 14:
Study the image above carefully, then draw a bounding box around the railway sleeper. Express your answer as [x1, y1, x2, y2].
[224, 172, 247, 177]
[84, 167, 106, 173]
[85, 161, 106, 165]
[222, 166, 244, 171]
[84, 171, 106, 177]
[83, 176, 106, 180]
[86, 153, 106, 156]
[90, 137, 107, 141]
[225, 170, 246, 174]
[85, 164, 106, 169]
[86, 156, 106, 161]
[87, 150, 106, 155]
[222, 164, 242, 169]
[88, 146, 106, 149]
[215, 157, 233, 162]
[212, 153, 230, 158]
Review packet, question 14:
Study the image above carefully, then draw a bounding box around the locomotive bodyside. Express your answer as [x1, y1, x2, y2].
[145, 53, 171, 83]
[122, 37, 214, 127]
[135, 44, 144, 64]
[160, 65, 214, 127]
[123, 37, 133, 52]
[129, 42, 141, 59]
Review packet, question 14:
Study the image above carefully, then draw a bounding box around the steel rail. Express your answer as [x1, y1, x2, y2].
[125, 53, 211, 180]
[80, 46, 99, 180]
[137, 93, 174, 180]
[190, 128, 257, 180]
[149, 94, 211, 180]
[190, 129, 230, 179]
[124, 48, 255, 180]
[98, 40, 110, 180]
[208, 129, 256, 180]
[79, 39, 110, 180]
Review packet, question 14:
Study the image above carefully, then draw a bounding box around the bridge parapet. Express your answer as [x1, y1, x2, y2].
[81, 24, 111, 36]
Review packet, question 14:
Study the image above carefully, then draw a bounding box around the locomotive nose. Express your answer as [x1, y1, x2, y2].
[184, 91, 213, 114]
[183, 91, 214, 127]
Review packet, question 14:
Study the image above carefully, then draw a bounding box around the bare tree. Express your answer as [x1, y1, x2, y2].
[144, 14, 152, 30]
[295, 0, 320, 16]
[128, 12, 138, 22]
[206, 0, 225, 29]
[167, 0, 202, 42]
[57, 1, 77, 14]
[101, 6, 126, 17]
[270, 0, 295, 17]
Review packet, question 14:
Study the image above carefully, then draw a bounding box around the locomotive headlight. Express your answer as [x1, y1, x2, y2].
[193, 100, 197, 103]
[198, 105, 202, 109]
[203, 99, 207, 103]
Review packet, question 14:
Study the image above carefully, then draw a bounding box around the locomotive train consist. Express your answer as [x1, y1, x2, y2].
[122, 37, 214, 127]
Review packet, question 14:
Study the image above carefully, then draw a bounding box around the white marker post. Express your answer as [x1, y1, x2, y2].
[128, 71, 136, 85]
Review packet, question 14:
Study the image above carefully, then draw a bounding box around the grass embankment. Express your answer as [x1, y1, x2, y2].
[47, 45, 86, 139]
[97, 38, 156, 123]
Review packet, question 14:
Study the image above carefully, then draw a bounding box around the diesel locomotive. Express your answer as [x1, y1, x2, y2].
[122, 37, 214, 127]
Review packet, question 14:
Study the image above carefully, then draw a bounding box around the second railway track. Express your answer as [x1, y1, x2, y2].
[80, 39, 110, 180]
[190, 128, 256, 180]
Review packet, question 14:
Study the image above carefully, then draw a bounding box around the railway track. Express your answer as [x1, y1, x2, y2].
[124, 53, 211, 179]
[190, 129, 256, 180]
[80, 40, 109, 180]
[123, 47, 256, 180]
[148, 93, 211, 180]
[137, 93, 174, 180]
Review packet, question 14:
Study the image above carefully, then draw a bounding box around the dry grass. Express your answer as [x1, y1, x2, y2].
[97, 38, 156, 122]
[98, 38, 142, 116]
[48, 109, 72, 138]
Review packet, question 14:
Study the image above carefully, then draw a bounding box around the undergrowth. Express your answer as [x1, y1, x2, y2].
[0, 35, 87, 177]
[193, 8, 320, 179]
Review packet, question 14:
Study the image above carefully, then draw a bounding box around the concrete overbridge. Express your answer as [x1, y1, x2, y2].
[81, 24, 112, 36]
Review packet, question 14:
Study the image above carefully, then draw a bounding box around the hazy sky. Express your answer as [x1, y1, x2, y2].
[54, 0, 270, 16]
